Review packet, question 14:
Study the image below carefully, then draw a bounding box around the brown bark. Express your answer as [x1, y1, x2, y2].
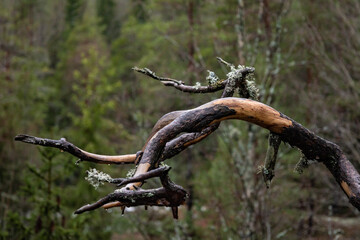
[14, 134, 137, 164]
[128, 98, 360, 210]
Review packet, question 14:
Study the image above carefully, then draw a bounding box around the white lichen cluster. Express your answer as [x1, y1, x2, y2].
[159, 162, 170, 168]
[194, 82, 202, 89]
[224, 77, 236, 94]
[226, 65, 259, 100]
[206, 70, 219, 86]
[244, 74, 259, 100]
[114, 188, 126, 193]
[226, 64, 251, 80]
[85, 168, 112, 189]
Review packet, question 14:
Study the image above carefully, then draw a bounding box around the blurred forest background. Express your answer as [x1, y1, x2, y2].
[0, 0, 359, 239]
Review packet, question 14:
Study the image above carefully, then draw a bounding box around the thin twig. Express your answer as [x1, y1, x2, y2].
[133, 66, 227, 93]
[113, 166, 171, 187]
[162, 81, 227, 93]
[217, 57, 235, 68]
[132, 67, 184, 85]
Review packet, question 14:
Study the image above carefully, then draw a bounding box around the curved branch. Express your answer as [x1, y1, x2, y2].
[132, 67, 184, 85]
[160, 123, 220, 161]
[15, 99, 360, 211]
[129, 97, 360, 210]
[14, 120, 219, 168]
[14, 135, 136, 164]
[14, 108, 215, 167]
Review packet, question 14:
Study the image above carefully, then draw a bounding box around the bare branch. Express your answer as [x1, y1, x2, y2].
[75, 167, 187, 218]
[74, 188, 167, 214]
[162, 81, 227, 93]
[14, 134, 136, 164]
[217, 56, 235, 69]
[132, 67, 184, 85]
[114, 166, 171, 187]
[160, 123, 220, 161]
[130, 98, 360, 211]
[15, 58, 360, 216]
[133, 66, 227, 93]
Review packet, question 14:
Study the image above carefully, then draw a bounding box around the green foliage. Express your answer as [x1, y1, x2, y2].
[1, 148, 112, 239]
[96, 0, 119, 42]
[65, 0, 85, 29]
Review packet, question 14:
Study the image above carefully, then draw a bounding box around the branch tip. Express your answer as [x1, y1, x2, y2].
[171, 206, 179, 219]
[216, 57, 234, 68]
[14, 134, 35, 143]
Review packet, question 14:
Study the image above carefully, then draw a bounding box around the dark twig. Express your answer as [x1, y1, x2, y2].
[14, 134, 135, 165]
[114, 166, 171, 187]
[132, 67, 184, 85]
[261, 132, 281, 188]
[133, 66, 227, 93]
[217, 56, 235, 68]
[217, 56, 255, 74]
[74, 188, 166, 214]
[75, 167, 187, 217]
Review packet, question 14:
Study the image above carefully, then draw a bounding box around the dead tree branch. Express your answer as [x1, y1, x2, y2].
[14, 134, 136, 164]
[132, 67, 184, 85]
[75, 166, 187, 219]
[129, 98, 360, 210]
[133, 66, 227, 93]
[15, 59, 360, 217]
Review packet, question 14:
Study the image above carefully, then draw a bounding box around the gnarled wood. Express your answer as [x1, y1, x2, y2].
[127, 97, 360, 210]
[14, 55, 360, 217]
[74, 166, 187, 216]
[15, 97, 360, 211]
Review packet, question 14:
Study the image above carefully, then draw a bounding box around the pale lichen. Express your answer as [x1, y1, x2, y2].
[126, 166, 137, 178]
[194, 82, 201, 89]
[245, 74, 259, 100]
[146, 192, 154, 197]
[206, 70, 220, 86]
[85, 168, 112, 189]
[159, 162, 170, 168]
[225, 64, 258, 100]
[226, 65, 244, 81]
